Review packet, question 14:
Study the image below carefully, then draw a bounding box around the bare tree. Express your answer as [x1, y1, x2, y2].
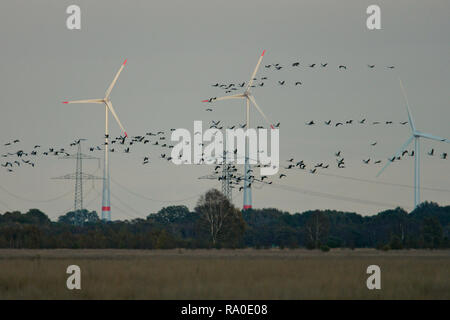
[305, 211, 330, 248]
[195, 189, 240, 246]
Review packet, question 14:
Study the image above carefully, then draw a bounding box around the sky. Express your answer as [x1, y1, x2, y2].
[0, 0, 449, 220]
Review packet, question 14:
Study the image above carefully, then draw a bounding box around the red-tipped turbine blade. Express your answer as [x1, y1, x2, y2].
[105, 60, 127, 99]
[247, 50, 266, 90]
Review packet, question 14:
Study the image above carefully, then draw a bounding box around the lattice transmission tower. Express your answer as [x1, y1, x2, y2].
[198, 150, 240, 202]
[52, 140, 102, 211]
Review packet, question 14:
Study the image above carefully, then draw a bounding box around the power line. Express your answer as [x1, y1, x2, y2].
[45, 184, 99, 221]
[90, 185, 137, 220]
[0, 198, 12, 211]
[110, 201, 141, 220]
[91, 183, 144, 220]
[110, 192, 147, 218]
[111, 177, 219, 203]
[268, 182, 411, 210]
[0, 184, 74, 203]
[287, 169, 450, 193]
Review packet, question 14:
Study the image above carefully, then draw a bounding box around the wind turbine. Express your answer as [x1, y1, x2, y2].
[377, 79, 450, 208]
[202, 50, 275, 210]
[63, 59, 129, 221]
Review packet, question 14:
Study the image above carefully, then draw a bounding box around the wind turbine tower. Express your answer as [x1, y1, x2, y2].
[377, 79, 450, 208]
[202, 50, 276, 210]
[63, 59, 129, 220]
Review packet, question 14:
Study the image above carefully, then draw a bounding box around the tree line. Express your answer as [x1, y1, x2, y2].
[0, 189, 448, 250]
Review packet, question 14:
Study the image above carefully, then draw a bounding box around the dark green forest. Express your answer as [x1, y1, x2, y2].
[0, 189, 448, 250]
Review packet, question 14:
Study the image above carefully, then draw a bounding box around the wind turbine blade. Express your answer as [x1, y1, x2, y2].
[62, 99, 103, 104]
[105, 101, 127, 137]
[248, 95, 275, 129]
[246, 50, 266, 91]
[105, 59, 127, 99]
[399, 78, 416, 132]
[417, 132, 450, 143]
[376, 135, 414, 177]
[201, 94, 245, 102]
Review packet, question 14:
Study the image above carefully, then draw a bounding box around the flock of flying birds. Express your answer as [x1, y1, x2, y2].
[1, 119, 448, 193]
[1, 131, 182, 173]
[196, 116, 449, 190]
[198, 61, 446, 188]
[204, 140, 448, 191]
[304, 118, 409, 127]
[2, 120, 449, 195]
[203, 61, 396, 99]
[1, 60, 448, 194]
[3, 108, 447, 195]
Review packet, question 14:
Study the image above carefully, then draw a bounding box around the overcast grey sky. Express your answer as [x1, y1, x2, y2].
[0, 0, 449, 220]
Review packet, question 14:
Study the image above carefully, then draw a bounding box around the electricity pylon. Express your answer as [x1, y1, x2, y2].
[53, 140, 102, 211]
[198, 151, 238, 202]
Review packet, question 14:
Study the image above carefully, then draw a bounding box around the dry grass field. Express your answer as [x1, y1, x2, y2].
[0, 248, 448, 299]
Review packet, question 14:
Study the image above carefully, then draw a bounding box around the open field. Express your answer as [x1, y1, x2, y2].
[0, 249, 448, 299]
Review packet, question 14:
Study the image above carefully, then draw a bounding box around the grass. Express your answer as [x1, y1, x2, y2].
[0, 248, 448, 299]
